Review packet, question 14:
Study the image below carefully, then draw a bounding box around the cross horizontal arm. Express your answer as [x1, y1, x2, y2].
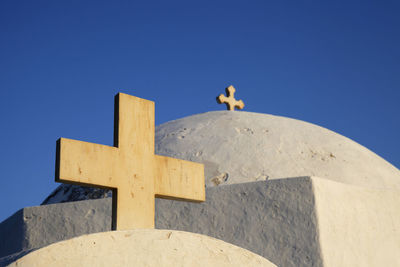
[235, 100, 245, 109]
[154, 155, 205, 202]
[56, 138, 120, 188]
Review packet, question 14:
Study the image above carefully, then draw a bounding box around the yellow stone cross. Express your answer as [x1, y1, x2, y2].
[217, 85, 245, 111]
[55, 93, 205, 230]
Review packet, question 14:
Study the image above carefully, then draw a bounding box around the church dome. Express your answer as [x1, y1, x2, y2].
[43, 110, 400, 204]
[156, 111, 400, 189]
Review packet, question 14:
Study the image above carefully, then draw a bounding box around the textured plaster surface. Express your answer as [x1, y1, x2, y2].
[0, 198, 112, 260]
[157, 177, 322, 267]
[1, 178, 322, 267]
[2, 177, 400, 266]
[8, 229, 276, 267]
[43, 111, 400, 204]
[155, 111, 400, 189]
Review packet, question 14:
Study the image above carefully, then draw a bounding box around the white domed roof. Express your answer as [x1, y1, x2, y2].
[43, 110, 400, 204]
[155, 111, 400, 189]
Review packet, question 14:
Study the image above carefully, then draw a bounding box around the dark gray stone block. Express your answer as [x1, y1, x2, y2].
[0, 210, 25, 259]
[0, 198, 112, 258]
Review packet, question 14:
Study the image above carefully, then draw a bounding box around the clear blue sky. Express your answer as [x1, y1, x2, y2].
[0, 1, 399, 222]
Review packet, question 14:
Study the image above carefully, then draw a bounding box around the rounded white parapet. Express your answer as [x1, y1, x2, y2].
[8, 229, 276, 267]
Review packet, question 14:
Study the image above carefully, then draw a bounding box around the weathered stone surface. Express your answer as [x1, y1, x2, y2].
[42, 111, 400, 204]
[8, 229, 276, 267]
